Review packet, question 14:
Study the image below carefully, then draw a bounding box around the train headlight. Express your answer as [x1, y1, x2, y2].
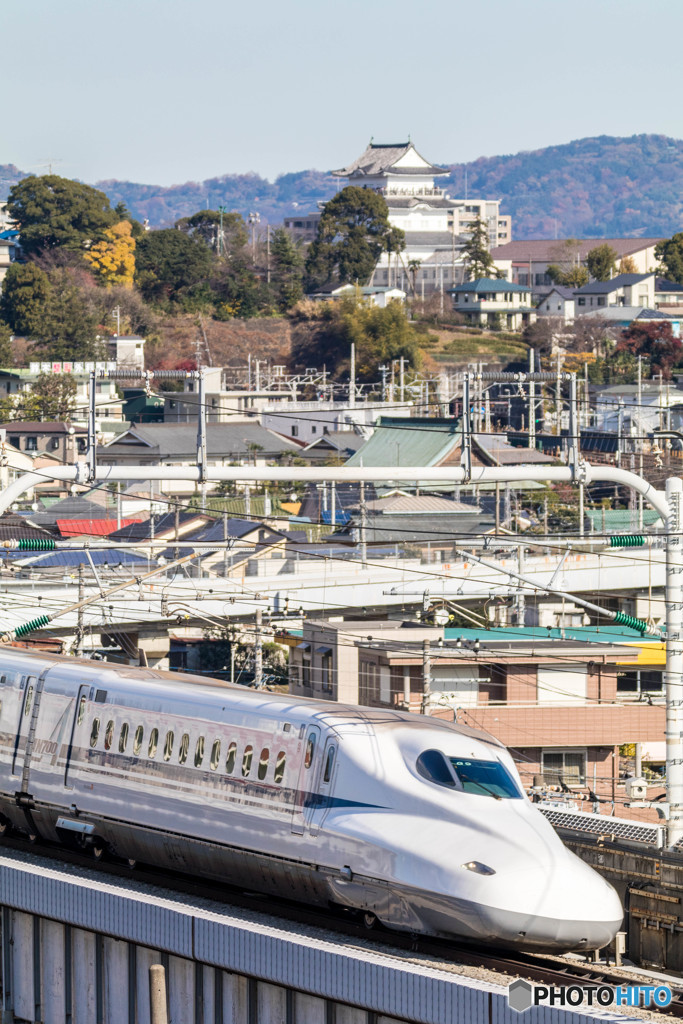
[462, 861, 496, 875]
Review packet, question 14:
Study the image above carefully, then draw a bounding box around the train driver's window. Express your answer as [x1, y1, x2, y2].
[225, 742, 237, 774]
[90, 718, 100, 747]
[416, 750, 456, 788]
[148, 728, 159, 758]
[210, 739, 221, 770]
[163, 731, 174, 761]
[323, 745, 336, 783]
[194, 736, 205, 767]
[242, 745, 253, 777]
[119, 722, 129, 753]
[104, 720, 114, 751]
[77, 695, 87, 725]
[304, 733, 316, 769]
[133, 725, 144, 756]
[178, 733, 189, 765]
[258, 747, 270, 780]
[274, 751, 286, 783]
[24, 683, 34, 718]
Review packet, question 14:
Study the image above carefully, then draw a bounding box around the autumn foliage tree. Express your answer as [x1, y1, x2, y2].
[84, 220, 136, 286]
[615, 321, 682, 378]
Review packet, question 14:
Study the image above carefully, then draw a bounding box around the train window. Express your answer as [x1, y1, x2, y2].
[90, 718, 100, 748]
[77, 695, 87, 725]
[163, 731, 174, 762]
[119, 722, 129, 753]
[225, 742, 237, 774]
[178, 733, 189, 765]
[194, 736, 205, 768]
[304, 733, 316, 769]
[24, 684, 34, 718]
[210, 739, 221, 770]
[242, 745, 253, 777]
[274, 750, 286, 783]
[148, 728, 159, 759]
[258, 747, 269, 780]
[104, 720, 114, 751]
[416, 750, 456, 788]
[323, 745, 336, 783]
[448, 758, 521, 800]
[133, 725, 144, 756]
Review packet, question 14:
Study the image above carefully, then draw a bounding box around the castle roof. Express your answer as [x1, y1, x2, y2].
[332, 142, 449, 178]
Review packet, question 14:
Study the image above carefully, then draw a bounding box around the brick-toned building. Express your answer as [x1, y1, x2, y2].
[289, 620, 664, 818]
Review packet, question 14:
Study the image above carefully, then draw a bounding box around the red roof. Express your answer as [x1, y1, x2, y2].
[56, 518, 141, 537]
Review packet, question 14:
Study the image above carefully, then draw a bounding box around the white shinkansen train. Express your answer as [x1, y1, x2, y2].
[0, 647, 622, 951]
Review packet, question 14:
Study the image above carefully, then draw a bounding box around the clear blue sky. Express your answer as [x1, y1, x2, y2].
[5, 0, 682, 186]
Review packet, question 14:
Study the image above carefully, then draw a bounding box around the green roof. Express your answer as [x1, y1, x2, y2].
[450, 279, 528, 294]
[585, 508, 662, 531]
[347, 417, 460, 468]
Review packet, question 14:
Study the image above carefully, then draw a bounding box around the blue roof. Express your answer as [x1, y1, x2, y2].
[450, 279, 528, 294]
[22, 549, 153, 568]
[574, 273, 650, 295]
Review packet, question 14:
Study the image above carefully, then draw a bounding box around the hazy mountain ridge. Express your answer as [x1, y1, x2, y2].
[1, 136, 683, 238]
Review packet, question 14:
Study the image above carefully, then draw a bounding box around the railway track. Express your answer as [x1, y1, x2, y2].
[2, 833, 682, 1018]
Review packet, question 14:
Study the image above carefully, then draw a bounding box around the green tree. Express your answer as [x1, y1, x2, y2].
[270, 228, 304, 311]
[0, 263, 52, 336]
[547, 262, 589, 287]
[135, 229, 215, 308]
[0, 321, 12, 366]
[586, 243, 618, 282]
[7, 175, 117, 258]
[462, 216, 495, 279]
[175, 209, 248, 255]
[33, 269, 102, 359]
[656, 233, 683, 284]
[304, 187, 400, 290]
[18, 372, 77, 421]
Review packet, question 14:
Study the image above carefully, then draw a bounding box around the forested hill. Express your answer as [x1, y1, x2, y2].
[1, 135, 683, 238]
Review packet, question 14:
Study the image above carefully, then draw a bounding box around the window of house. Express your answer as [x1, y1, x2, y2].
[119, 722, 129, 753]
[578, 298, 586, 306]
[242, 744, 253, 777]
[9, 436, 19, 448]
[194, 736, 205, 767]
[50, 437, 60, 450]
[617, 669, 663, 695]
[25, 437, 37, 451]
[291, 425, 298, 437]
[163, 730, 174, 761]
[597, 297, 606, 306]
[225, 741, 237, 773]
[359, 661, 379, 704]
[258, 747, 269, 780]
[541, 749, 586, 787]
[320, 650, 333, 693]
[104, 720, 114, 751]
[90, 718, 100, 747]
[311, 425, 317, 434]
[274, 750, 286, 783]
[210, 739, 221, 770]
[178, 733, 189, 764]
[148, 728, 158, 758]
[133, 725, 144, 755]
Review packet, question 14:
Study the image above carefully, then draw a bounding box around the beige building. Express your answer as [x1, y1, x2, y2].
[449, 278, 536, 330]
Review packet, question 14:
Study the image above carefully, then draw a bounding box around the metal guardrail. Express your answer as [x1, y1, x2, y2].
[539, 805, 666, 848]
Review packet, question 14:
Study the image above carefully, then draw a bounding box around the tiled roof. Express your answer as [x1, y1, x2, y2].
[102, 423, 299, 459]
[56, 518, 141, 537]
[29, 497, 114, 527]
[365, 494, 476, 514]
[108, 511, 209, 542]
[491, 238, 663, 262]
[656, 277, 683, 293]
[22, 549, 153, 569]
[332, 142, 448, 178]
[474, 433, 556, 465]
[0, 421, 87, 434]
[451, 279, 528, 294]
[574, 273, 651, 295]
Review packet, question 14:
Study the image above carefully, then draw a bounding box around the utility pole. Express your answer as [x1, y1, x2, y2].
[359, 470, 367, 565]
[637, 355, 644, 530]
[616, 398, 624, 467]
[516, 546, 526, 625]
[528, 349, 536, 449]
[421, 638, 431, 714]
[555, 352, 562, 437]
[399, 356, 405, 403]
[349, 343, 356, 408]
[265, 223, 271, 285]
[75, 563, 84, 656]
[666, 477, 683, 846]
[253, 608, 263, 688]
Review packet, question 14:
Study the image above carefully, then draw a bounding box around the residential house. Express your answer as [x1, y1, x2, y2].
[290, 620, 663, 820]
[260, 400, 412, 445]
[308, 284, 406, 307]
[97, 422, 301, 494]
[0, 422, 87, 461]
[593, 382, 683, 434]
[2, 366, 125, 434]
[536, 285, 576, 322]
[448, 279, 536, 330]
[573, 273, 656, 313]
[299, 430, 366, 462]
[163, 366, 293, 424]
[655, 277, 683, 312]
[492, 239, 662, 301]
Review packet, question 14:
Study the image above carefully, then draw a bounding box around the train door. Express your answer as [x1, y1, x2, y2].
[308, 738, 337, 838]
[11, 675, 37, 776]
[291, 725, 321, 836]
[64, 685, 89, 790]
